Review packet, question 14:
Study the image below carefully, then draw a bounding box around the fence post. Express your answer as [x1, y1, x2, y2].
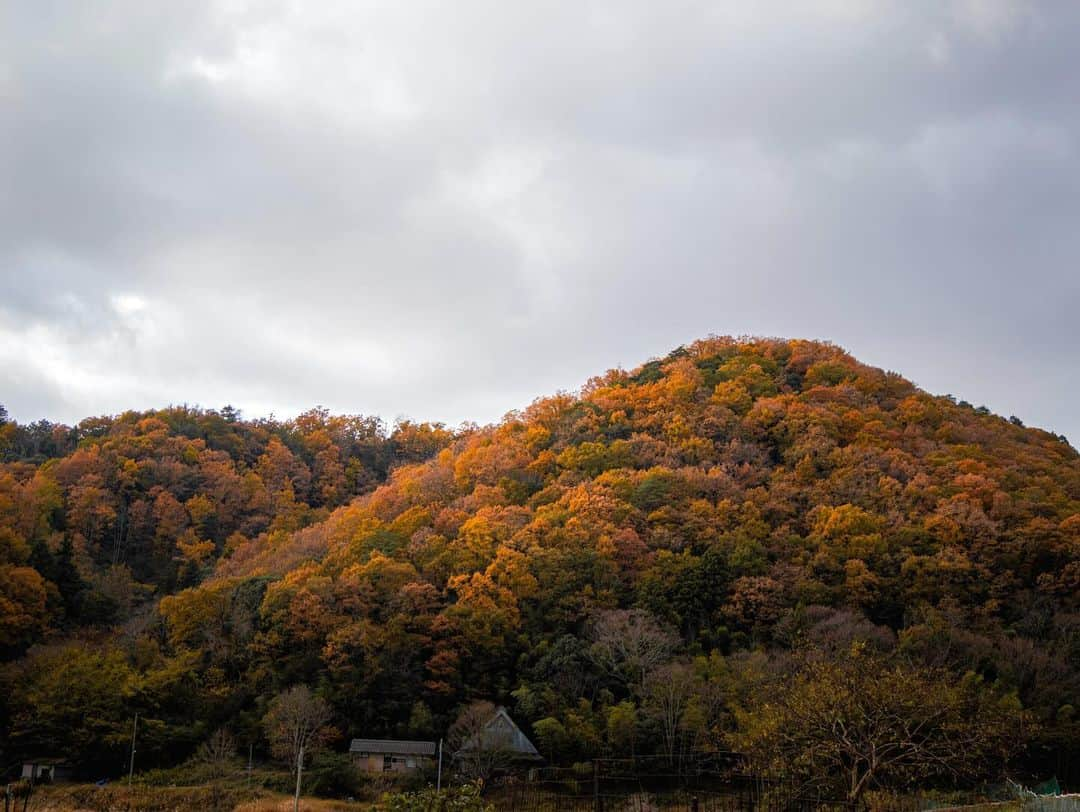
[593, 760, 600, 812]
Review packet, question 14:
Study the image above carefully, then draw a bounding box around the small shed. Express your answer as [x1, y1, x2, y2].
[457, 706, 542, 762]
[20, 759, 71, 783]
[349, 739, 436, 773]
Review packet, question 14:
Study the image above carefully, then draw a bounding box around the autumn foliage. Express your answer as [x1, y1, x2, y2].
[1, 338, 1077, 797]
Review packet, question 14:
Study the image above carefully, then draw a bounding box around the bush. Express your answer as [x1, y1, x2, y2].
[136, 758, 248, 787]
[377, 781, 492, 812]
[304, 751, 362, 797]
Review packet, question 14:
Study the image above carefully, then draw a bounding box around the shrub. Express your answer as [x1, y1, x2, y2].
[377, 781, 492, 812]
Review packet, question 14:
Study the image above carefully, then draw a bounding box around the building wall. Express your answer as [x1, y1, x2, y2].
[353, 752, 430, 773]
[21, 763, 66, 782]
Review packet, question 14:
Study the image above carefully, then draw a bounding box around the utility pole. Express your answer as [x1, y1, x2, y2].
[436, 739, 443, 792]
[128, 713, 138, 784]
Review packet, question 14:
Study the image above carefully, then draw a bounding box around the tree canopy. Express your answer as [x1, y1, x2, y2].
[1, 337, 1077, 792]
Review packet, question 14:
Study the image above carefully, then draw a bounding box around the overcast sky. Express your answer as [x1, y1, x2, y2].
[1, 1, 1078, 443]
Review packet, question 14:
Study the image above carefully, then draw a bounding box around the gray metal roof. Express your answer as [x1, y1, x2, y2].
[457, 707, 541, 759]
[349, 739, 436, 755]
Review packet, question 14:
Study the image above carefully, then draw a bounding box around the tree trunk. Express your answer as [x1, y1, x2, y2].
[849, 765, 873, 806]
[294, 742, 304, 812]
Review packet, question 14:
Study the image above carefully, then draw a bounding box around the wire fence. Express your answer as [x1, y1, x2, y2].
[486, 755, 859, 812]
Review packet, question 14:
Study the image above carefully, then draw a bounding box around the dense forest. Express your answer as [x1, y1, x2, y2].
[1, 337, 1078, 803]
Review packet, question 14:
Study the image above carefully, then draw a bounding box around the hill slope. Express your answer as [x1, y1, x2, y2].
[2, 337, 1078, 788]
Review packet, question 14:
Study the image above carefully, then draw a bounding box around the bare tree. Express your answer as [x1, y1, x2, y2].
[263, 685, 334, 812]
[731, 648, 1028, 804]
[587, 609, 679, 694]
[448, 701, 510, 782]
[196, 727, 237, 775]
[642, 662, 698, 764]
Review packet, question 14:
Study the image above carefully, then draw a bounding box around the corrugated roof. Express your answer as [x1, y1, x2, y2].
[349, 739, 437, 755]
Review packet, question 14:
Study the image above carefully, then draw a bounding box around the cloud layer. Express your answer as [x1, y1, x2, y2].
[2, 0, 1078, 442]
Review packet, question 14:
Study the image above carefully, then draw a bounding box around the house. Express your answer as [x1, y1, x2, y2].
[349, 739, 436, 773]
[20, 759, 71, 783]
[456, 706, 542, 763]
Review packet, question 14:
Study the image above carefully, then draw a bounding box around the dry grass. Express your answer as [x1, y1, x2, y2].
[25, 784, 371, 812]
[234, 798, 371, 811]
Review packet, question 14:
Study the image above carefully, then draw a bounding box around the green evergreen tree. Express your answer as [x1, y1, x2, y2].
[53, 536, 85, 619]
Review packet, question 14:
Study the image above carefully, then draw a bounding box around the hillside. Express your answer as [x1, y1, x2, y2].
[0, 406, 453, 649]
[2, 337, 1078, 797]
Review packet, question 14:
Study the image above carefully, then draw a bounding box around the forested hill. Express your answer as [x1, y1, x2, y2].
[0, 405, 454, 648]
[2, 337, 1079, 791]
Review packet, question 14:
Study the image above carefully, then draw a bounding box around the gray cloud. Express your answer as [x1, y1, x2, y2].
[1, 0, 1077, 444]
